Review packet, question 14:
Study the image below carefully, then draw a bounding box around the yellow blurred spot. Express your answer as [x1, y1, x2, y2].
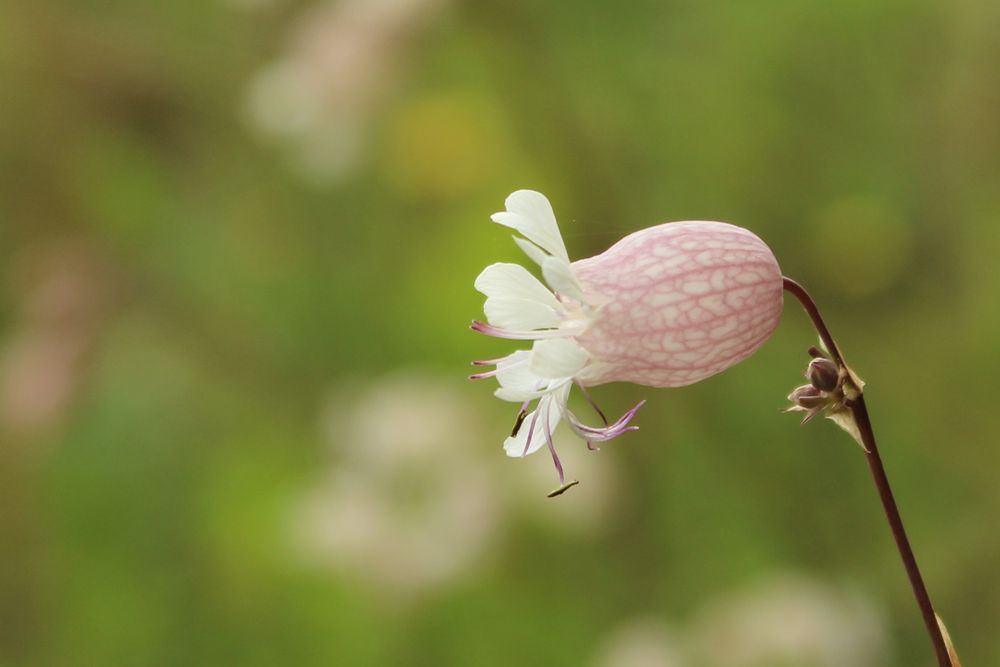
[382, 93, 507, 199]
[811, 194, 915, 298]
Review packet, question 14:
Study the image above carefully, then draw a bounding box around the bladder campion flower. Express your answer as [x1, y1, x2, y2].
[471, 190, 783, 488]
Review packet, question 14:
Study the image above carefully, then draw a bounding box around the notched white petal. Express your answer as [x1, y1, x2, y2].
[491, 190, 569, 262]
[513, 236, 548, 266]
[530, 338, 589, 379]
[484, 297, 561, 331]
[474, 263, 560, 309]
[541, 256, 586, 302]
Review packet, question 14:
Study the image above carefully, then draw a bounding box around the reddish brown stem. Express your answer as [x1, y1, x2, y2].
[782, 277, 952, 667]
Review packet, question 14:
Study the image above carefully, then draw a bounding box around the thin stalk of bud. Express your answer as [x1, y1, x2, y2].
[782, 277, 954, 667]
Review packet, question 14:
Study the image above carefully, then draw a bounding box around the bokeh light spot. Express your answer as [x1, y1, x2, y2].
[810, 194, 914, 299]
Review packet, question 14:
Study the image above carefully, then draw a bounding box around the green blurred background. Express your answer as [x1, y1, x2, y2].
[2, 0, 998, 665]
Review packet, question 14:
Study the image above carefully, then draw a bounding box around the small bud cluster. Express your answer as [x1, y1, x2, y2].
[785, 346, 844, 424]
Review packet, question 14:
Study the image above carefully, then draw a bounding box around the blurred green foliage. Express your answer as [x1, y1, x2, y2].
[2, 0, 999, 665]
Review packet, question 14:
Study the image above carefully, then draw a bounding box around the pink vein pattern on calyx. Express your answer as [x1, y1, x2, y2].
[571, 221, 783, 388]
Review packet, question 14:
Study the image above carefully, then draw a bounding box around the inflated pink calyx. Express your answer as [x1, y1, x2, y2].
[471, 190, 784, 486]
[571, 221, 783, 388]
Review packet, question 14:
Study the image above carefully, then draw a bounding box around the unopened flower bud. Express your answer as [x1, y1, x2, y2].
[788, 384, 826, 409]
[807, 357, 840, 392]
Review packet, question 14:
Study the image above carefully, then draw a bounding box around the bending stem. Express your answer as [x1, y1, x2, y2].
[782, 277, 951, 667]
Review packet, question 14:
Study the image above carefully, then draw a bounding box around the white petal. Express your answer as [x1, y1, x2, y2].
[484, 296, 561, 331]
[494, 359, 572, 403]
[496, 349, 532, 369]
[530, 338, 589, 379]
[474, 263, 560, 309]
[495, 386, 537, 402]
[541, 256, 586, 302]
[503, 392, 564, 457]
[513, 236, 548, 266]
[491, 190, 569, 262]
[495, 352, 545, 396]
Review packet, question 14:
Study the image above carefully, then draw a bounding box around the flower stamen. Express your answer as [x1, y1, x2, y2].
[471, 357, 506, 367]
[575, 381, 609, 426]
[521, 406, 542, 457]
[510, 404, 529, 437]
[566, 400, 646, 442]
[546, 480, 580, 498]
[469, 320, 567, 340]
[543, 400, 565, 484]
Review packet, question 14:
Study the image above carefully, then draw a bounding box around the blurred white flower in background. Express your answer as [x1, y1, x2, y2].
[688, 573, 889, 667]
[292, 371, 504, 595]
[291, 370, 625, 595]
[225, 0, 281, 11]
[244, 0, 448, 184]
[591, 617, 687, 667]
[588, 573, 889, 667]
